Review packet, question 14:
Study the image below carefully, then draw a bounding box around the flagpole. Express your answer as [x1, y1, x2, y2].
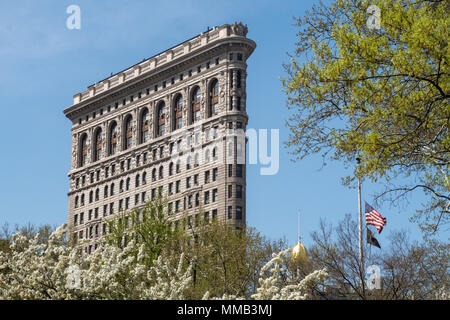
[357, 158, 364, 290]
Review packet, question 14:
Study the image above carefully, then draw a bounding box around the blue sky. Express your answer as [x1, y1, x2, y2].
[0, 0, 445, 247]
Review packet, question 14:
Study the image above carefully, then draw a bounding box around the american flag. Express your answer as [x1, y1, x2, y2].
[365, 202, 387, 233]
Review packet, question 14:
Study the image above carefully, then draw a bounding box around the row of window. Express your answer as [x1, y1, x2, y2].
[75, 203, 244, 255]
[74, 184, 243, 227]
[78, 77, 223, 167]
[74, 131, 244, 191]
[74, 165, 243, 208]
[77, 69, 246, 168]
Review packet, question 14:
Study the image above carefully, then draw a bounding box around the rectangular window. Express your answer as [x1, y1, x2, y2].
[212, 209, 217, 219]
[204, 191, 210, 204]
[228, 164, 233, 177]
[175, 200, 180, 213]
[103, 205, 108, 217]
[135, 194, 139, 205]
[236, 207, 242, 220]
[212, 168, 218, 181]
[168, 182, 173, 195]
[205, 171, 210, 184]
[176, 180, 181, 193]
[228, 185, 232, 198]
[109, 203, 114, 215]
[236, 185, 242, 198]
[74, 214, 78, 226]
[228, 206, 232, 219]
[188, 195, 193, 209]
[194, 174, 199, 186]
[186, 177, 191, 189]
[141, 192, 146, 203]
[212, 188, 218, 202]
[236, 164, 243, 177]
[125, 197, 130, 209]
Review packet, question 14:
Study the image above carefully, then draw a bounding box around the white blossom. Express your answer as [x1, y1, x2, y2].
[0, 224, 327, 300]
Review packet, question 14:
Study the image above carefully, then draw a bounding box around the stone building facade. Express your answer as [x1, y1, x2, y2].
[64, 22, 256, 252]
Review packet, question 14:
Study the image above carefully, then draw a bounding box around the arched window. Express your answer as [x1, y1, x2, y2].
[110, 183, 115, 196]
[209, 79, 219, 117]
[169, 162, 174, 176]
[173, 95, 183, 131]
[104, 185, 108, 198]
[142, 171, 147, 185]
[159, 166, 164, 179]
[191, 87, 201, 124]
[156, 101, 166, 137]
[152, 168, 157, 182]
[80, 194, 85, 206]
[74, 196, 79, 208]
[79, 134, 88, 167]
[95, 188, 100, 201]
[135, 174, 140, 188]
[140, 108, 149, 144]
[120, 180, 124, 193]
[93, 129, 102, 161]
[205, 149, 211, 163]
[124, 115, 133, 150]
[89, 190, 93, 203]
[126, 177, 130, 191]
[176, 160, 181, 173]
[109, 122, 118, 156]
[213, 147, 218, 161]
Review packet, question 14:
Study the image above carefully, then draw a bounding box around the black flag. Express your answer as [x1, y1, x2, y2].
[366, 228, 381, 248]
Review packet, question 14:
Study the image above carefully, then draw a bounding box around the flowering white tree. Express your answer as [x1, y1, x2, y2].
[0, 225, 327, 300]
[251, 249, 327, 300]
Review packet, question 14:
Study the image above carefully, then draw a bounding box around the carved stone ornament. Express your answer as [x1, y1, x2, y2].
[230, 22, 248, 36]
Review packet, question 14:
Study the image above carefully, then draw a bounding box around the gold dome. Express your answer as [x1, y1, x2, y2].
[291, 241, 308, 263]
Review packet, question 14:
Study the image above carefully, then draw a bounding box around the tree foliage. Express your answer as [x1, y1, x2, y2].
[283, 0, 449, 235]
[0, 222, 326, 300]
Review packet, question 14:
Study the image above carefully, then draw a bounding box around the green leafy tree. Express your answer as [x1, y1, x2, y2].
[104, 197, 179, 267]
[282, 0, 449, 235]
[164, 216, 287, 299]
